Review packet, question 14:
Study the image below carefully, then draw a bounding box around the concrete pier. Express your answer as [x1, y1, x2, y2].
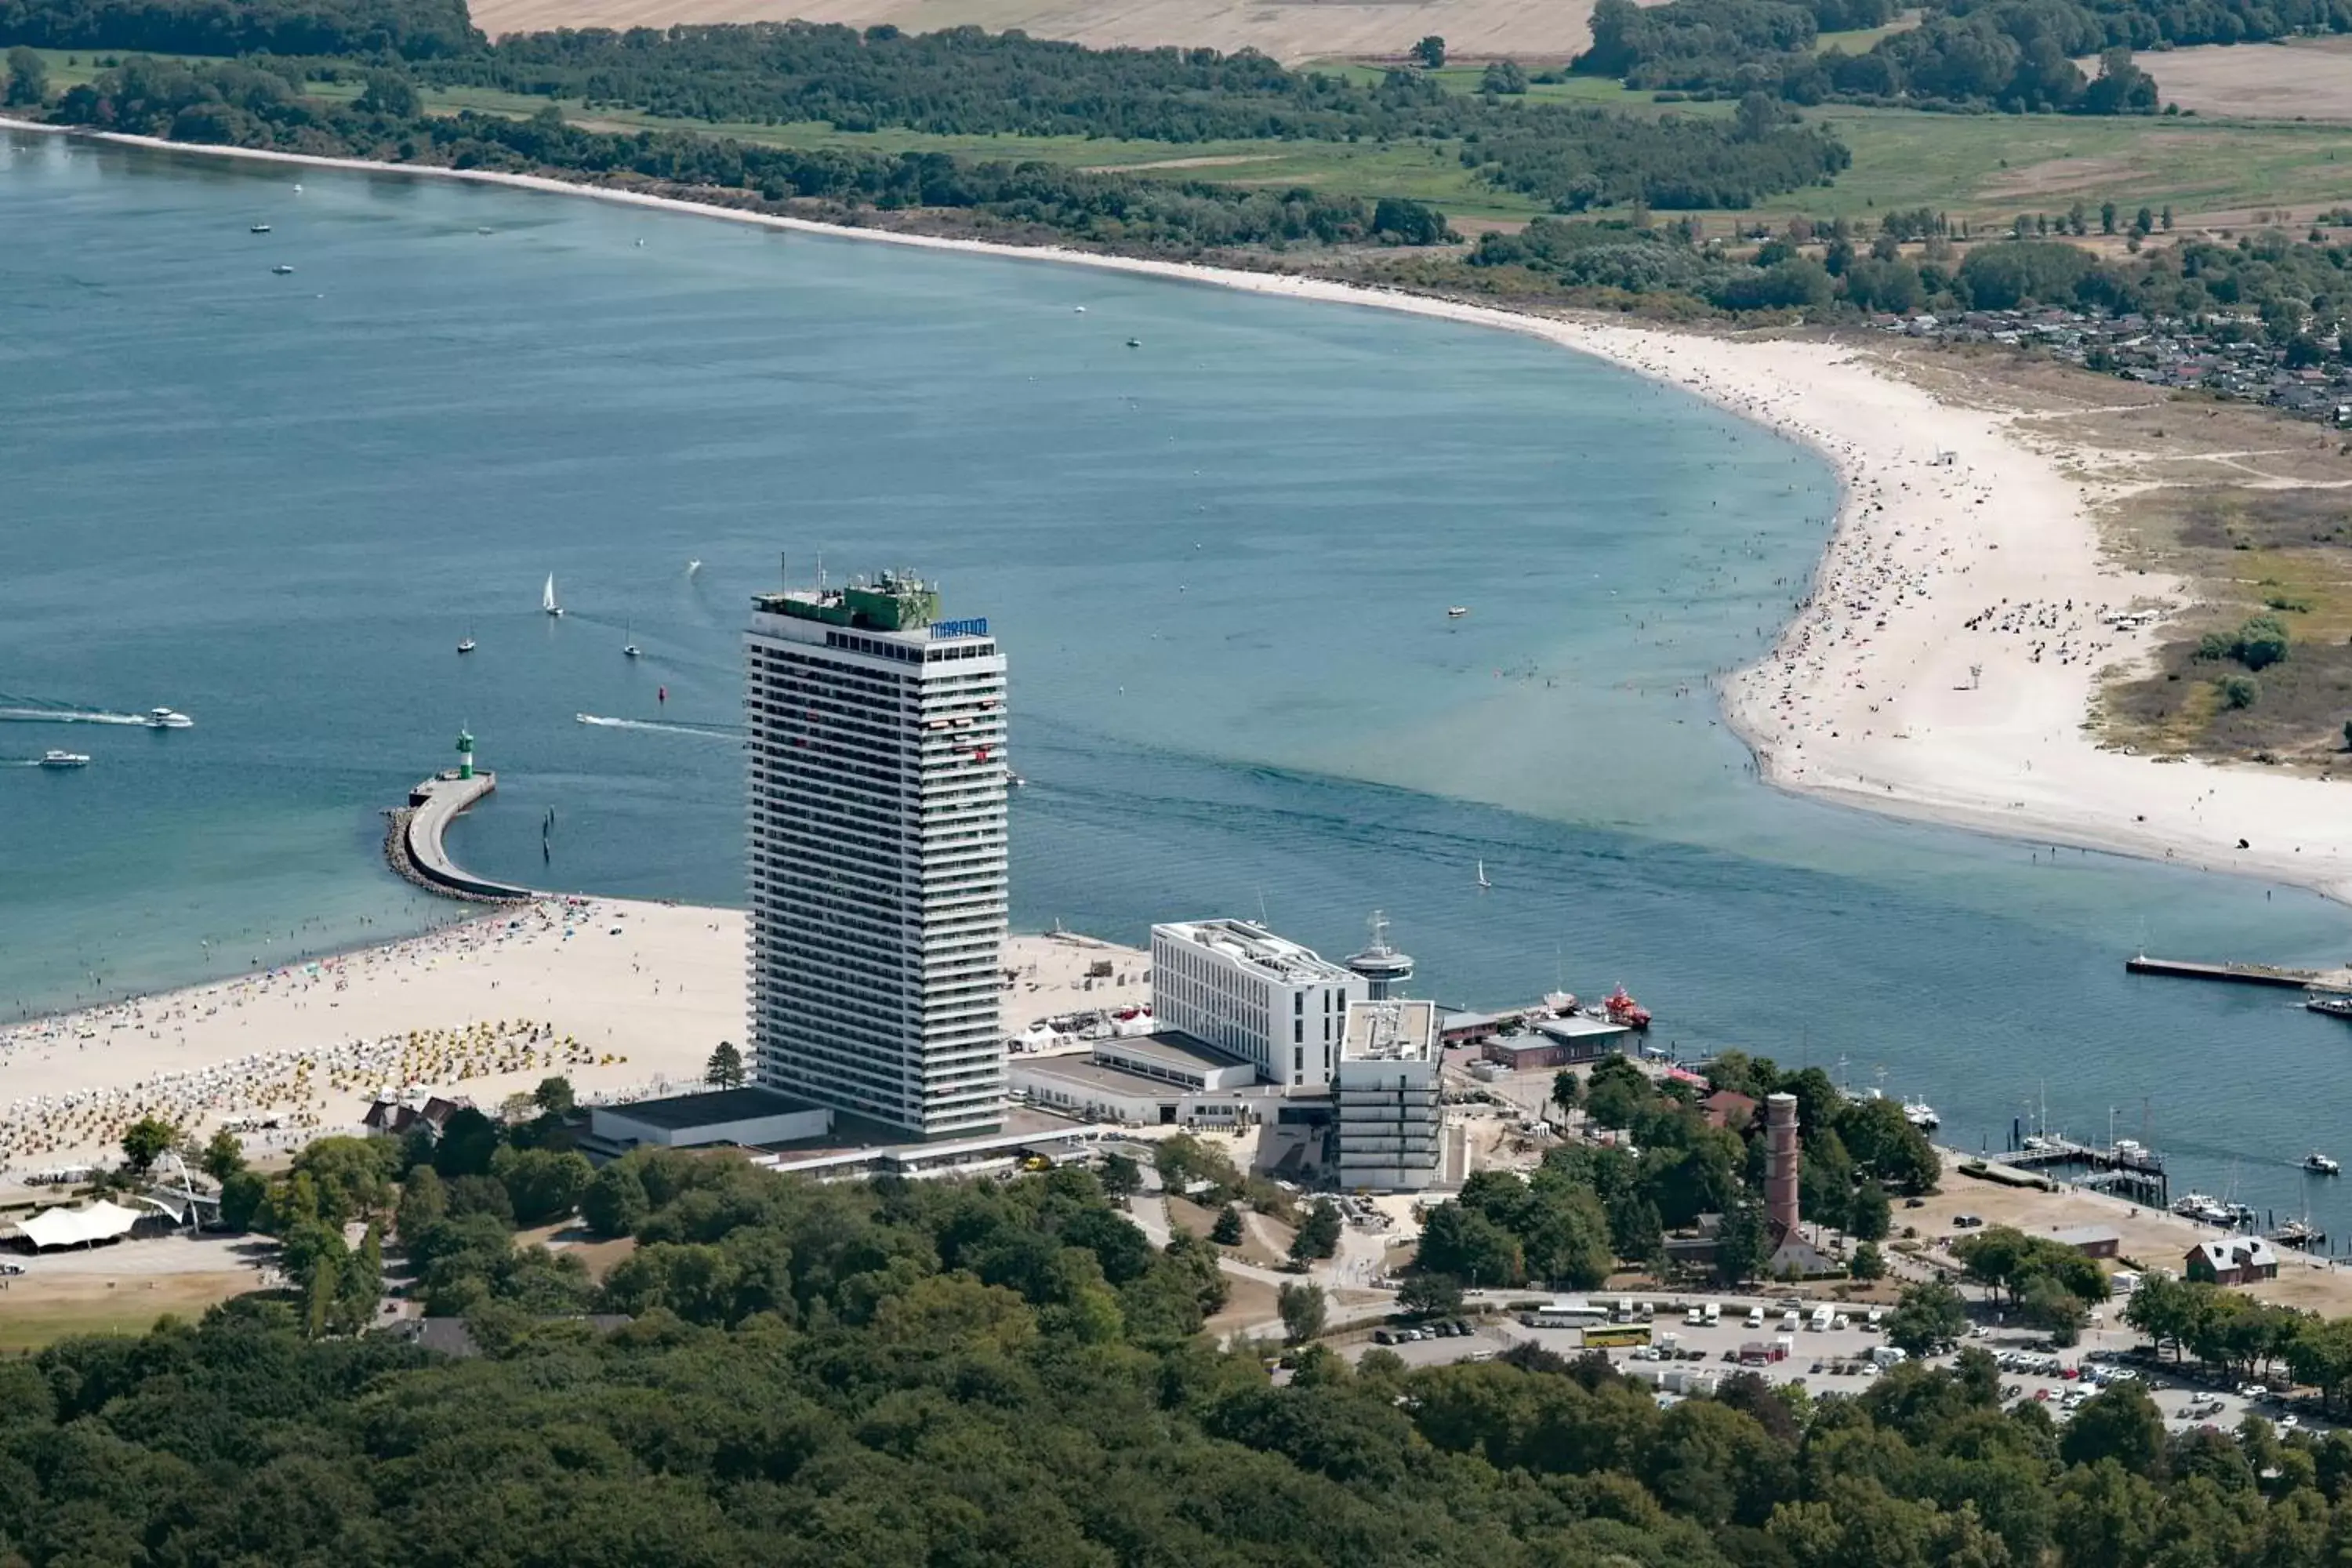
[2125, 954, 2352, 993]
[385, 770, 535, 902]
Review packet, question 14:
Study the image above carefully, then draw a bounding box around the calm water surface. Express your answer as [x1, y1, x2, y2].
[3, 131, 2346, 1236]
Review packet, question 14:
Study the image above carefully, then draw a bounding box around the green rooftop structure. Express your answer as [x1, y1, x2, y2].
[753, 570, 942, 632]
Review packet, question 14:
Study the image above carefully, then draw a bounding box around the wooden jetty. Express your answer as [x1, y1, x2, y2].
[1998, 1136, 2169, 1205]
[2125, 954, 2352, 993]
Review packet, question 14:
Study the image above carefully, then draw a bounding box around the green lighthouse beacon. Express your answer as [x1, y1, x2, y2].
[456, 727, 476, 781]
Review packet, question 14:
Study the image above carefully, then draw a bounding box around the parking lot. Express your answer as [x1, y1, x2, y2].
[1345, 1291, 2342, 1436]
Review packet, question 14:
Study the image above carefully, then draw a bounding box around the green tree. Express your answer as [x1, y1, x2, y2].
[705, 1040, 746, 1088]
[2020, 1273, 2088, 1346]
[121, 1115, 179, 1175]
[1415, 1201, 1523, 1287]
[579, 1160, 649, 1240]
[1552, 1069, 1583, 1120]
[198, 1128, 247, 1185]
[4, 45, 45, 107]
[354, 67, 419, 117]
[1850, 1241, 1886, 1280]
[1414, 34, 1447, 67]
[217, 1167, 267, 1231]
[1370, 196, 1448, 245]
[432, 1107, 501, 1179]
[2059, 1384, 2165, 1476]
[532, 1076, 575, 1116]
[1846, 1181, 1891, 1242]
[1276, 1280, 1327, 1344]
[395, 1165, 448, 1247]
[1399, 1272, 1465, 1317]
[1713, 1197, 1766, 1287]
[1290, 1199, 1342, 1264]
[2221, 674, 2259, 710]
[1481, 58, 1528, 94]
[1210, 1203, 1245, 1246]
[1886, 1279, 1969, 1356]
[2100, 201, 2118, 234]
[492, 1146, 592, 1227]
[1099, 1151, 1142, 1199]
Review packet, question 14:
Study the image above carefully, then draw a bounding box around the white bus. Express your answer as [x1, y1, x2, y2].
[1521, 1298, 1609, 1328]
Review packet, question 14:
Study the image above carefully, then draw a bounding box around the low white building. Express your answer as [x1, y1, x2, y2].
[1008, 1033, 1263, 1127]
[1150, 919, 1367, 1089]
[1334, 998, 1442, 1192]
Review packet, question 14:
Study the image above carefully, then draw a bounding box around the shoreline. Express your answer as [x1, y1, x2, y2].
[9, 117, 2349, 902]
[0, 897, 1148, 1189]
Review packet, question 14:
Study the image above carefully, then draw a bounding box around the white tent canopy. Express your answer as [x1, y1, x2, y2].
[16, 1199, 144, 1250]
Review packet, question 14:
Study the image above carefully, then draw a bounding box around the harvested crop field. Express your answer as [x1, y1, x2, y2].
[2119, 37, 2352, 122]
[467, 0, 1613, 61]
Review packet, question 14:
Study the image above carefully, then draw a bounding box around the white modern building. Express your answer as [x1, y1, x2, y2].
[1150, 919, 1367, 1088]
[745, 571, 1009, 1138]
[1334, 998, 1443, 1191]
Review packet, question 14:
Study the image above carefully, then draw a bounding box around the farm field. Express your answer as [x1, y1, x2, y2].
[466, 0, 1613, 61]
[2112, 37, 2352, 122]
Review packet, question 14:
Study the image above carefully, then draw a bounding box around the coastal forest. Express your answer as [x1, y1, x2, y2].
[19, 1098, 2352, 1568]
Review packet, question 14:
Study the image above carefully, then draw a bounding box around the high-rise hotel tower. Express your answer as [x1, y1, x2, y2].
[745, 571, 1008, 1138]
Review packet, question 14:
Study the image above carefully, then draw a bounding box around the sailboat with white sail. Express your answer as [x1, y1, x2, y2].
[1475, 859, 1491, 890]
[543, 574, 564, 618]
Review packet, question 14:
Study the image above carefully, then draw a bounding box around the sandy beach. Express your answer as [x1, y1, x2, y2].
[9, 118, 2341, 902]
[0, 897, 1145, 1192]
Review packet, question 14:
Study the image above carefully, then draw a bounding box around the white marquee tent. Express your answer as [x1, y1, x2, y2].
[14, 1199, 145, 1250]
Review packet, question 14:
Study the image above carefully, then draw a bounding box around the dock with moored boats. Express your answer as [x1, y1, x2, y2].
[1996, 1134, 2170, 1206]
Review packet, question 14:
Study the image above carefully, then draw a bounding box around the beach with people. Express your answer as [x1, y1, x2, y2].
[0, 898, 1145, 1192]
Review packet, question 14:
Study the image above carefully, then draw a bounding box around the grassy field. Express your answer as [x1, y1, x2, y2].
[1813, 9, 1921, 53]
[25, 43, 2352, 233]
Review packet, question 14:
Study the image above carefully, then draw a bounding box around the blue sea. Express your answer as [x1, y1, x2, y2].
[3, 129, 2346, 1236]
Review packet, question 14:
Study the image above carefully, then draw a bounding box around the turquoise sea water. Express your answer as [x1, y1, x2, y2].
[5, 129, 2349, 1236]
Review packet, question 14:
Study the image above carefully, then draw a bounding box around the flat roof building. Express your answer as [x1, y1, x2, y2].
[1334, 998, 1441, 1192]
[1151, 919, 1367, 1089]
[1008, 1032, 1262, 1127]
[745, 571, 1009, 1139]
[1481, 1014, 1633, 1069]
[587, 1087, 833, 1152]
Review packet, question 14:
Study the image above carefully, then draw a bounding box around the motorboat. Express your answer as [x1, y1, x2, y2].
[271, 264, 295, 275]
[1903, 1099, 1940, 1131]
[543, 574, 564, 618]
[2172, 1192, 2234, 1225]
[1602, 985, 1652, 1031]
[457, 637, 477, 655]
[145, 708, 193, 729]
[2306, 995, 2352, 1018]
[2271, 1218, 2328, 1250]
[1446, 605, 1469, 618]
[2306, 1152, 2341, 1175]
[1125, 337, 1142, 348]
[38, 750, 89, 768]
[249, 223, 271, 234]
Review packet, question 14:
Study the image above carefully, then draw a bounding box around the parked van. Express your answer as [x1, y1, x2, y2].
[1745, 1306, 1765, 1329]
[1703, 1303, 1722, 1327]
[1808, 1308, 1834, 1333]
[1781, 1311, 1801, 1332]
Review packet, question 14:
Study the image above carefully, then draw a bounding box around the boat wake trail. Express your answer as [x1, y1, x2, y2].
[574, 713, 742, 740]
[0, 704, 148, 727]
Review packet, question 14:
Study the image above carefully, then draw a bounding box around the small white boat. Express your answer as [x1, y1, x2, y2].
[543, 574, 564, 618]
[250, 223, 271, 234]
[145, 708, 192, 729]
[38, 750, 89, 768]
[686, 559, 702, 575]
[271, 264, 295, 275]
[457, 637, 476, 655]
[1073, 306, 1087, 314]
[1125, 337, 1142, 348]
[292, 183, 303, 193]
[622, 622, 641, 659]
[1475, 859, 1491, 890]
[1446, 605, 1469, 618]
[2305, 1152, 2340, 1175]
[1903, 1098, 1940, 1131]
